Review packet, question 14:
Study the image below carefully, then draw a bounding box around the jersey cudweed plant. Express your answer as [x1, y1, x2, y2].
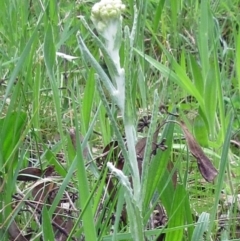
[77, 0, 147, 239]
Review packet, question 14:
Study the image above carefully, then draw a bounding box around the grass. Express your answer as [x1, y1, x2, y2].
[0, 0, 240, 240]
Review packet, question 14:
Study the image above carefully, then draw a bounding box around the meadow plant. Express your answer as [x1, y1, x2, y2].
[77, 0, 146, 239]
[1, 0, 237, 240]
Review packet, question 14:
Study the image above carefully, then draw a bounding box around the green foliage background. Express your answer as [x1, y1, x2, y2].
[0, 0, 240, 240]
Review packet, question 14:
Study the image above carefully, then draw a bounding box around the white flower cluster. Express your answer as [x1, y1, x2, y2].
[91, 0, 125, 31]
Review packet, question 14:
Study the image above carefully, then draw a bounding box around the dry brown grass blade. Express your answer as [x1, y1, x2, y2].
[52, 209, 74, 241]
[8, 220, 29, 241]
[180, 121, 218, 182]
[135, 123, 162, 159]
[17, 166, 55, 181]
[17, 167, 42, 181]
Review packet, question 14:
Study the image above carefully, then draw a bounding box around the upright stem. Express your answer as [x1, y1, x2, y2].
[124, 124, 141, 201]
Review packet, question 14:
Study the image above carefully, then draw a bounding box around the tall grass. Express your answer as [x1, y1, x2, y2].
[0, 0, 239, 240]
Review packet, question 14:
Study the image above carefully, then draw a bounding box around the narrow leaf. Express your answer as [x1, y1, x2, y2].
[42, 206, 55, 241]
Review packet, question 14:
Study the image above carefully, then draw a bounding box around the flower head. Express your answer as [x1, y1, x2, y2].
[91, 0, 125, 32]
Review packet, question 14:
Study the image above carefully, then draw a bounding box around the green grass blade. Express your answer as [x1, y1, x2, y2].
[82, 69, 96, 131]
[208, 112, 233, 238]
[198, 1, 210, 78]
[191, 212, 210, 241]
[152, 0, 166, 33]
[135, 50, 204, 108]
[42, 205, 55, 241]
[141, 90, 160, 207]
[74, 133, 97, 240]
[165, 184, 185, 241]
[0, 13, 43, 112]
[143, 117, 175, 213]
[44, 24, 56, 79]
[237, 30, 240, 94]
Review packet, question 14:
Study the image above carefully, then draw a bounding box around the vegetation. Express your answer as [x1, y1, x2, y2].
[0, 0, 240, 240]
